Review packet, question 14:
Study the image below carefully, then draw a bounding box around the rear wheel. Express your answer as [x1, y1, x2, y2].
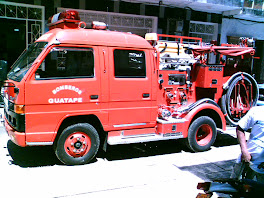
[55, 123, 100, 165]
[186, 116, 217, 152]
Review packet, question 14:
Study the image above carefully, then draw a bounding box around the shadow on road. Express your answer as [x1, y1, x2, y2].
[214, 131, 238, 147]
[103, 139, 185, 161]
[178, 159, 236, 181]
[7, 140, 61, 167]
[6, 131, 238, 168]
[103, 131, 238, 161]
[7, 139, 187, 167]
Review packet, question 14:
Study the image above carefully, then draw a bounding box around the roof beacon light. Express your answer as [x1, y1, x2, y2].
[48, 10, 81, 30]
[64, 10, 80, 20]
[91, 21, 107, 30]
[49, 10, 80, 24]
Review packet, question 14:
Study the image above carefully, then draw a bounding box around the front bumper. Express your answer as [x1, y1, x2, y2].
[4, 118, 26, 147]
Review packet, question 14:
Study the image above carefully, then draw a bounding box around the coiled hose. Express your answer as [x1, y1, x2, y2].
[221, 72, 259, 126]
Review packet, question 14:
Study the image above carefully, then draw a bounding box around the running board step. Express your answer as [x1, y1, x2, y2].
[107, 132, 184, 145]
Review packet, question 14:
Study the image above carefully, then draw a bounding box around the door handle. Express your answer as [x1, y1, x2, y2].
[142, 93, 150, 98]
[90, 95, 99, 99]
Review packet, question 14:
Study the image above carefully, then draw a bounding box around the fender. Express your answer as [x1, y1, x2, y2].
[51, 111, 107, 142]
[183, 98, 226, 131]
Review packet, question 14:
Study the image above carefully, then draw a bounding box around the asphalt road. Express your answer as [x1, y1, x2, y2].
[0, 118, 240, 198]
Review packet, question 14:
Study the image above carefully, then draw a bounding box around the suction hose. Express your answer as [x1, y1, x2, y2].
[221, 72, 259, 126]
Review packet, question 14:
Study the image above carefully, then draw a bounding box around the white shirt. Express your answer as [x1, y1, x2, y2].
[238, 106, 264, 173]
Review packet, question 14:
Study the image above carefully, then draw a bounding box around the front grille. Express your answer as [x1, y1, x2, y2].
[4, 101, 25, 132]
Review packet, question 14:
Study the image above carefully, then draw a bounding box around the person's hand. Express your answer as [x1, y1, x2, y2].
[241, 150, 251, 162]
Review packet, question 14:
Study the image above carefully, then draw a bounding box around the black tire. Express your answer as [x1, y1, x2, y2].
[185, 116, 217, 152]
[55, 123, 100, 165]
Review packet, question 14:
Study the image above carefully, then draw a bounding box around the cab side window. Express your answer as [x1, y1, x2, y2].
[36, 47, 94, 79]
[114, 49, 146, 78]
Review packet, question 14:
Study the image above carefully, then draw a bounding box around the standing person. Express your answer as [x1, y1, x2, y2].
[231, 106, 264, 182]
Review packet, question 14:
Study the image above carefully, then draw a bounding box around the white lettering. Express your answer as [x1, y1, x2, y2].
[52, 85, 83, 95]
[48, 97, 83, 104]
[59, 85, 65, 91]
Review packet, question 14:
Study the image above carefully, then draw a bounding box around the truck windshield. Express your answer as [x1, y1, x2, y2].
[7, 42, 48, 82]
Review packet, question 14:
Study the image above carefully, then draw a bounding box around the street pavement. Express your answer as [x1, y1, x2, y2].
[0, 108, 241, 198]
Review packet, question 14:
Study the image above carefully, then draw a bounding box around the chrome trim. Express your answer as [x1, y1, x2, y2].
[113, 123, 147, 128]
[26, 142, 53, 146]
[157, 118, 187, 124]
[108, 133, 183, 145]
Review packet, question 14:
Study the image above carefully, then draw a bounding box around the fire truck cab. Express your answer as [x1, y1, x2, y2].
[3, 10, 257, 165]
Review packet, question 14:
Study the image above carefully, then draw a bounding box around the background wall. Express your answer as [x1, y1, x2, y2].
[220, 18, 264, 44]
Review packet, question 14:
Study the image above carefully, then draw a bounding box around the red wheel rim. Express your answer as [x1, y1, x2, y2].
[64, 132, 92, 158]
[195, 124, 213, 146]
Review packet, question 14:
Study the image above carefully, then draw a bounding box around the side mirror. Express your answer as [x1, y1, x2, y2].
[0, 60, 8, 82]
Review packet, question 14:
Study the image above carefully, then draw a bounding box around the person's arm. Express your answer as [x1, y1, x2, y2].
[236, 125, 251, 162]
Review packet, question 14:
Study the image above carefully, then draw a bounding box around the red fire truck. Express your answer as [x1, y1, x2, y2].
[3, 10, 259, 165]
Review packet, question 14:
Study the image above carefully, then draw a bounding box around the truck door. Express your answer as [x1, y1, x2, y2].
[108, 48, 155, 130]
[24, 46, 103, 143]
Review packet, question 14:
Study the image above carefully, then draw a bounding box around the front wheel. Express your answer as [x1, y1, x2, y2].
[185, 116, 217, 152]
[55, 123, 100, 165]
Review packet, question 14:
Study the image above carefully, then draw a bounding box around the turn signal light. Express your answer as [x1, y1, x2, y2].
[14, 104, 25, 114]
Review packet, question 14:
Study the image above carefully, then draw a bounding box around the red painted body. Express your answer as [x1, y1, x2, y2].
[3, 16, 256, 154]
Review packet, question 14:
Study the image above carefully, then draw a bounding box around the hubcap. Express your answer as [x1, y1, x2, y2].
[74, 141, 82, 149]
[64, 132, 91, 158]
